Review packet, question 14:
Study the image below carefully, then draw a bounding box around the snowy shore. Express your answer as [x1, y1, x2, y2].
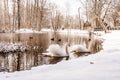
[0, 30, 120, 80]
[0, 42, 30, 53]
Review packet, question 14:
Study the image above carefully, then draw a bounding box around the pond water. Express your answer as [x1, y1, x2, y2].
[0, 32, 103, 72]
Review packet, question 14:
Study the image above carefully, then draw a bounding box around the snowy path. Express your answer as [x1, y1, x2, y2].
[1, 31, 120, 80]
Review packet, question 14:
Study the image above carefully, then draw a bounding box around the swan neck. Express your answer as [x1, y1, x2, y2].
[65, 44, 69, 56]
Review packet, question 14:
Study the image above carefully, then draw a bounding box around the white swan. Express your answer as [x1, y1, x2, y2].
[42, 43, 69, 57]
[70, 36, 93, 57]
[42, 43, 69, 64]
[70, 44, 91, 57]
[70, 45, 89, 52]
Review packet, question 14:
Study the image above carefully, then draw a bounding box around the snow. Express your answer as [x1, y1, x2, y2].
[0, 42, 29, 53]
[1, 30, 120, 80]
[41, 28, 90, 37]
[15, 28, 40, 33]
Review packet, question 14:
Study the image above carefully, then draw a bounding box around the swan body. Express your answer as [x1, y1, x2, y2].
[70, 45, 90, 57]
[42, 44, 68, 57]
[70, 45, 89, 52]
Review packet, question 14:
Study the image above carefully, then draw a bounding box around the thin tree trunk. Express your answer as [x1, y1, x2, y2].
[17, 0, 20, 30]
[17, 0, 21, 71]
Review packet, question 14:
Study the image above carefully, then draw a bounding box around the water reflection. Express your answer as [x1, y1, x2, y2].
[43, 56, 66, 64]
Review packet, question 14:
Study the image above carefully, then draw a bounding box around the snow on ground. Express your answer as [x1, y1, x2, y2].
[41, 28, 89, 34]
[0, 42, 29, 53]
[1, 30, 120, 80]
[16, 28, 103, 37]
[15, 28, 40, 33]
[41, 28, 105, 38]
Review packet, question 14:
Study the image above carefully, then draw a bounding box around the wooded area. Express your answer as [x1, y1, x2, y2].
[0, 0, 120, 32]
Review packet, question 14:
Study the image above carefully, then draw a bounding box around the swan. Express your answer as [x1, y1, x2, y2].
[70, 40, 93, 57]
[42, 43, 69, 64]
[70, 44, 91, 57]
[42, 43, 69, 58]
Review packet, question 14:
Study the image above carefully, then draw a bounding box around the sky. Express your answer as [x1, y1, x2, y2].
[49, 0, 87, 20]
[50, 0, 81, 16]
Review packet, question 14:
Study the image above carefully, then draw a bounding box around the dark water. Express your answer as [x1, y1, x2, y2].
[0, 32, 103, 72]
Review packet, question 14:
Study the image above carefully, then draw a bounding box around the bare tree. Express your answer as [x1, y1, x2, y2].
[84, 0, 113, 32]
[111, 4, 120, 27]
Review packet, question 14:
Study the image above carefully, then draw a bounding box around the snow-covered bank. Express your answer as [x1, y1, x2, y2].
[15, 28, 43, 33]
[0, 42, 30, 53]
[41, 28, 90, 35]
[1, 31, 120, 80]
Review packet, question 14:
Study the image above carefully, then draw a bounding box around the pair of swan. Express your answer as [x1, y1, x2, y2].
[42, 43, 91, 59]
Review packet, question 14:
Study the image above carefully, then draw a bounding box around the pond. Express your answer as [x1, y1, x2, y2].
[0, 31, 103, 72]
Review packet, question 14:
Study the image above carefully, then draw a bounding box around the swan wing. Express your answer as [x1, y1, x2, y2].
[46, 44, 66, 56]
[70, 45, 89, 53]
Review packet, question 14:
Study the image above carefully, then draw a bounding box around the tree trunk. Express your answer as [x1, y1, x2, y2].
[17, 0, 21, 71]
[17, 53, 21, 71]
[17, 0, 20, 30]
